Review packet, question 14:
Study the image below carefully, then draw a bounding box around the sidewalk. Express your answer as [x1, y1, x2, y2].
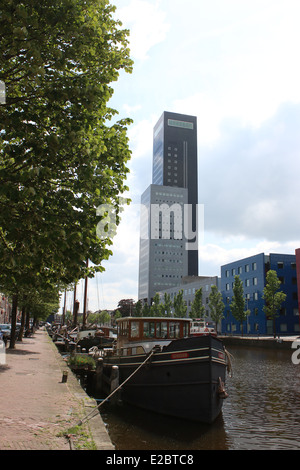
[0, 329, 114, 450]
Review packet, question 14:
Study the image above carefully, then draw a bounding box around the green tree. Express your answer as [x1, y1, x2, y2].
[208, 285, 225, 333]
[117, 299, 135, 317]
[141, 303, 150, 317]
[1, 274, 63, 347]
[134, 300, 143, 317]
[230, 276, 249, 336]
[190, 288, 205, 319]
[25, 288, 61, 326]
[263, 270, 287, 338]
[150, 293, 162, 317]
[0, 0, 133, 346]
[173, 290, 187, 318]
[161, 293, 172, 317]
[87, 312, 101, 326]
[99, 310, 111, 325]
[114, 310, 122, 322]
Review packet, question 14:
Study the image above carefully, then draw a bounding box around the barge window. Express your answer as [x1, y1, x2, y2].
[183, 322, 189, 336]
[118, 321, 129, 336]
[156, 321, 168, 338]
[143, 321, 155, 338]
[169, 322, 180, 338]
[130, 321, 140, 339]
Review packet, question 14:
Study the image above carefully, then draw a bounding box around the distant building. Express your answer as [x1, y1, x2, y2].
[0, 294, 19, 323]
[138, 111, 199, 304]
[158, 275, 220, 321]
[138, 184, 188, 303]
[221, 253, 299, 335]
[295, 248, 300, 327]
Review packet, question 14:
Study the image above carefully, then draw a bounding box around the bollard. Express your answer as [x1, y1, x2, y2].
[61, 370, 68, 383]
[94, 357, 103, 393]
[110, 365, 119, 392]
[109, 366, 120, 405]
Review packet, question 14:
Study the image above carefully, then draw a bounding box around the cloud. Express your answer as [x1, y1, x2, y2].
[171, 1, 300, 145]
[128, 118, 154, 162]
[173, 93, 225, 145]
[91, 201, 141, 308]
[199, 102, 300, 243]
[116, 0, 170, 60]
[125, 116, 157, 199]
[199, 237, 300, 278]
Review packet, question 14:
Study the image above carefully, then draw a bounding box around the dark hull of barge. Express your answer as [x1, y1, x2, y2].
[101, 335, 227, 424]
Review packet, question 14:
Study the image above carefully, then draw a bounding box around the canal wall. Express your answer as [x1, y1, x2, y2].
[220, 335, 298, 350]
[49, 335, 114, 450]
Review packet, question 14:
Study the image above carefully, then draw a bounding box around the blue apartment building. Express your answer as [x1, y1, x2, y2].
[221, 253, 299, 336]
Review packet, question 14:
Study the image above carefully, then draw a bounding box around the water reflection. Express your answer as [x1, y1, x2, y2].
[101, 404, 229, 450]
[222, 346, 300, 450]
[100, 346, 300, 450]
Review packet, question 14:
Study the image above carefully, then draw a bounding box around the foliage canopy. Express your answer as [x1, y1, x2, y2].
[0, 0, 133, 343]
[230, 275, 249, 335]
[263, 270, 286, 337]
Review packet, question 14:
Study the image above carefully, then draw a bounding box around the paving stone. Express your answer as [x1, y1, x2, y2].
[0, 329, 114, 451]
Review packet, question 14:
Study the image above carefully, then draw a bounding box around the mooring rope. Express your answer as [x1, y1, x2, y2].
[76, 347, 158, 426]
[224, 347, 234, 377]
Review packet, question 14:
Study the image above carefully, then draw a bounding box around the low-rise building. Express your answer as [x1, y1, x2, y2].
[158, 275, 220, 320]
[0, 295, 11, 323]
[221, 253, 299, 336]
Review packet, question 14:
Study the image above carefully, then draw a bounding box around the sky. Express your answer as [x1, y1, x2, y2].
[62, 0, 300, 314]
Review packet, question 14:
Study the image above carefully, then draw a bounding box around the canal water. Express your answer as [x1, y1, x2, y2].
[99, 345, 300, 450]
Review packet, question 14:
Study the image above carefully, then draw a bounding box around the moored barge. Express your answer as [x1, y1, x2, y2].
[98, 317, 229, 423]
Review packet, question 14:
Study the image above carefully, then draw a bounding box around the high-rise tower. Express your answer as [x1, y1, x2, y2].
[138, 111, 198, 304]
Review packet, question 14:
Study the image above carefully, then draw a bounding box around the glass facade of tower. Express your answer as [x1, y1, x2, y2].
[152, 112, 198, 277]
[153, 115, 164, 186]
[152, 112, 197, 202]
[138, 185, 188, 303]
[138, 111, 198, 304]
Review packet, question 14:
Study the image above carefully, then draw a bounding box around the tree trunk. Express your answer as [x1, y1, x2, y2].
[9, 294, 18, 349]
[273, 317, 277, 338]
[73, 300, 79, 329]
[17, 305, 26, 341]
[25, 308, 30, 331]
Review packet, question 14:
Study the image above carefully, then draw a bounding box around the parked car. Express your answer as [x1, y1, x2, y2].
[0, 324, 11, 341]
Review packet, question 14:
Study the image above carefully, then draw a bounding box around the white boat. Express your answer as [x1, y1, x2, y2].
[190, 318, 217, 337]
